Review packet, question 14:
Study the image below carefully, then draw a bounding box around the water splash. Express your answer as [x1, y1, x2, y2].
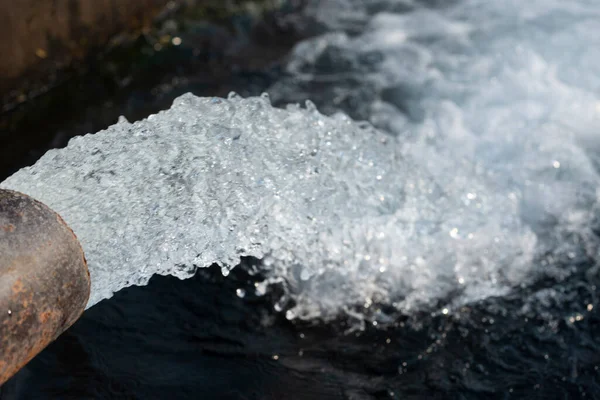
[3, 0, 600, 325]
[1, 92, 595, 322]
[1, 94, 402, 310]
[267, 0, 600, 318]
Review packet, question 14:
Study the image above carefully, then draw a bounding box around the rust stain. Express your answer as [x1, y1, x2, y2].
[10, 278, 33, 308]
[1, 224, 15, 232]
[39, 309, 59, 325]
[0, 332, 56, 384]
[11, 278, 25, 295]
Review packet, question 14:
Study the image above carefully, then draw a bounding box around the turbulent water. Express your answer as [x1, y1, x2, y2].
[3, 1, 600, 398]
[2, 0, 600, 331]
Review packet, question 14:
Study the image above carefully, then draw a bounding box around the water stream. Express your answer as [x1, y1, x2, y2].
[2, 0, 600, 397]
[3, 0, 600, 328]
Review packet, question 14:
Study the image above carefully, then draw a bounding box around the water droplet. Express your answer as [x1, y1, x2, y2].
[304, 100, 317, 111]
[254, 282, 267, 296]
[236, 288, 246, 298]
[300, 269, 311, 281]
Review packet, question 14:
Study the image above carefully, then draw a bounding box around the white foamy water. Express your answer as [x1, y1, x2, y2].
[2, 0, 600, 323]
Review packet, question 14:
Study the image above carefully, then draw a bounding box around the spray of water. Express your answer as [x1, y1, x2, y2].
[2, 0, 599, 325]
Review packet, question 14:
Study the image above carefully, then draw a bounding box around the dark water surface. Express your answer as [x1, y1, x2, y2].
[5, 258, 600, 399]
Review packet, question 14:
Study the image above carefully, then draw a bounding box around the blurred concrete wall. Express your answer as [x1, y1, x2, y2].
[0, 0, 173, 91]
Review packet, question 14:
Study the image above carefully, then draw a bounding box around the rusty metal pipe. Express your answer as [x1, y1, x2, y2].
[0, 189, 90, 386]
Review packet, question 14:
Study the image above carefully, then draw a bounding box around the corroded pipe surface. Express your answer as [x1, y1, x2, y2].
[0, 189, 90, 386]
